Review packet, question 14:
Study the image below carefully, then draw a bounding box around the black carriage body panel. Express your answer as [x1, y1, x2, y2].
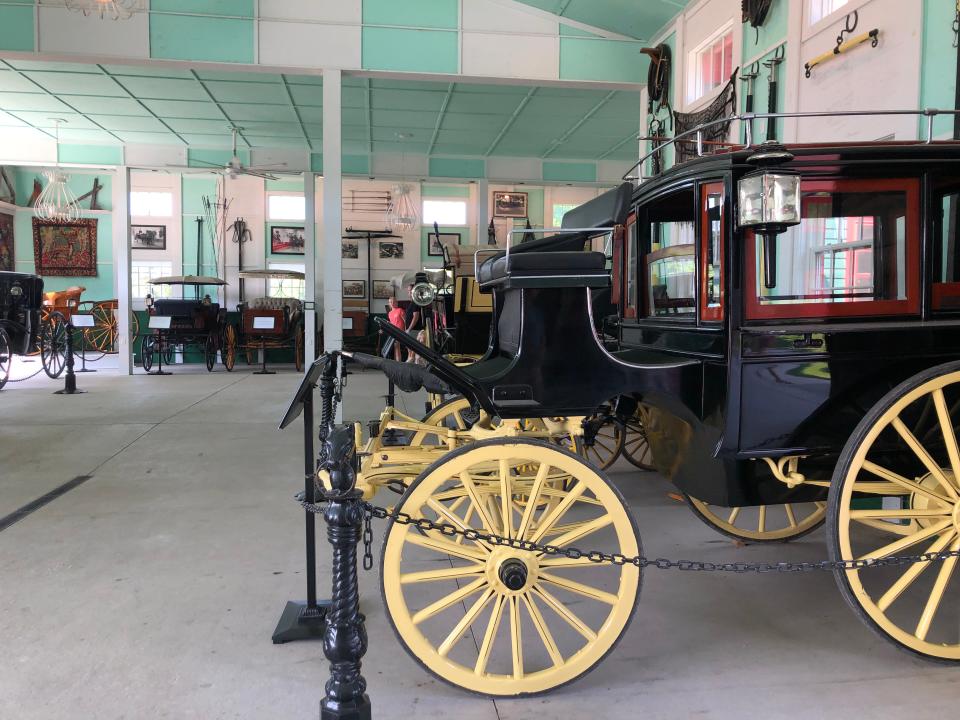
[0, 271, 43, 354]
[616, 142, 960, 505]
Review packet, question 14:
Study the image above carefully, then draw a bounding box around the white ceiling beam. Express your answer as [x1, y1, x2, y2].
[542, 90, 618, 158]
[280, 73, 313, 151]
[426, 83, 455, 156]
[484, 86, 537, 156]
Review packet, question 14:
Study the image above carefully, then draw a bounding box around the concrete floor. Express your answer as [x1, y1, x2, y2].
[1, 357, 958, 719]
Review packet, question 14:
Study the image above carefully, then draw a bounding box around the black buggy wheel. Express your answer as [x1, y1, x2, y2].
[0, 327, 10, 390]
[140, 334, 155, 372]
[204, 334, 216, 372]
[40, 312, 68, 379]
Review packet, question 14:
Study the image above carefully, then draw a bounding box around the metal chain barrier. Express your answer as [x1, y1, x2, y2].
[297, 498, 960, 575]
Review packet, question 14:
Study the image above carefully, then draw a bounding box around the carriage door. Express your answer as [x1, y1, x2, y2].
[621, 213, 638, 318]
[700, 182, 724, 322]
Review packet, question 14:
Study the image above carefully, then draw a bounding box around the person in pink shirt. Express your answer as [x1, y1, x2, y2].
[386, 296, 405, 360]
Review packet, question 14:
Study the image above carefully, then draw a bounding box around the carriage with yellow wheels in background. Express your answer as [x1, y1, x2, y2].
[313, 109, 960, 698]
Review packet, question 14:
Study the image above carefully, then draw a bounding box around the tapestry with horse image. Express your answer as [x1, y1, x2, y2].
[32, 218, 97, 276]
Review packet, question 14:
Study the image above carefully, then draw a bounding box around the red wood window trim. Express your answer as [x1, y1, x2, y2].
[744, 177, 921, 320]
[611, 224, 623, 305]
[700, 182, 724, 322]
[623, 213, 638, 318]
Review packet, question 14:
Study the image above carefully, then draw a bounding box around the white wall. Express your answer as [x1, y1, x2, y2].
[129, 170, 181, 309]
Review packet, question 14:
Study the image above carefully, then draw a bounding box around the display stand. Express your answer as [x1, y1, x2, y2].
[54, 320, 86, 395]
[272, 356, 332, 643]
[146, 316, 172, 376]
[72, 314, 96, 373]
[253, 316, 277, 375]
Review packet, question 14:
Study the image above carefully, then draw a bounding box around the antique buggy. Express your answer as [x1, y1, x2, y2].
[141, 275, 235, 372]
[234, 269, 306, 372]
[313, 110, 960, 697]
[0, 271, 43, 389]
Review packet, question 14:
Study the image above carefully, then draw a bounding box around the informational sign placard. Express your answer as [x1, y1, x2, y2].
[148, 316, 172, 330]
[342, 317, 353, 330]
[253, 316, 276, 330]
[71, 314, 95, 328]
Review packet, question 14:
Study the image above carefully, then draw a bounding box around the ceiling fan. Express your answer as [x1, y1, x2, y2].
[186, 126, 288, 180]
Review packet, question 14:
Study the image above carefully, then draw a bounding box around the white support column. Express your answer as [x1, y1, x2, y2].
[476, 179, 488, 243]
[322, 69, 342, 355]
[112, 166, 132, 375]
[303, 171, 317, 364]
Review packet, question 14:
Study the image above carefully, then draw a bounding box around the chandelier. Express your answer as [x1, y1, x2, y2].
[65, 0, 140, 20]
[34, 119, 82, 223]
[385, 133, 421, 232]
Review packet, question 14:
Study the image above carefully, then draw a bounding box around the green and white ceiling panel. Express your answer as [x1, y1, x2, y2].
[0, 0, 689, 85]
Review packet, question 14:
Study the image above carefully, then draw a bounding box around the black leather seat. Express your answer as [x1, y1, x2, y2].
[477, 250, 609, 289]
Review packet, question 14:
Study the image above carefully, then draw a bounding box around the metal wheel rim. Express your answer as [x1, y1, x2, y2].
[0, 327, 10, 389]
[41, 314, 67, 378]
[622, 408, 655, 470]
[687, 495, 826, 542]
[382, 439, 641, 696]
[579, 418, 624, 470]
[833, 368, 960, 660]
[141, 335, 154, 371]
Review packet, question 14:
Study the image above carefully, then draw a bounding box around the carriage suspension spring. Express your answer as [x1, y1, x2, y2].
[298, 497, 960, 574]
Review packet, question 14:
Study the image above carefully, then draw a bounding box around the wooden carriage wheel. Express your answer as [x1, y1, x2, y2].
[295, 323, 305, 372]
[40, 312, 67, 379]
[579, 415, 624, 470]
[222, 324, 236, 372]
[829, 361, 960, 662]
[621, 405, 656, 470]
[78, 300, 117, 352]
[0, 327, 10, 390]
[410, 396, 473, 446]
[381, 438, 641, 697]
[686, 496, 826, 543]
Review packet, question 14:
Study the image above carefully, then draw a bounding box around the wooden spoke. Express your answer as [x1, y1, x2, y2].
[876, 532, 956, 611]
[459, 471, 499, 534]
[784, 504, 797, 528]
[452, 410, 467, 430]
[758, 505, 767, 533]
[517, 461, 550, 540]
[849, 508, 951, 520]
[531, 586, 597, 642]
[538, 572, 618, 605]
[404, 532, 488, 562]
[861, 460, 953, 507]
[727, 507, 741, 524]
[539, 556, 597, 568]
[412, 577, 488, 625]
[547, 515, 614, 550]
[915, 536, 960, 641]
[890, 417, 958, 500]
[426, 498, 492, 551]
[529, 482, 587, 543]
[933, 388, 960, 496]
[474, 595, 505, 676]
[856, 518, 953, 562]
[500, 458, 514, 539]
[523, 593, 563, 667]
[400, 564, 486, 585]
[510, 596, 523, 680]
[438, 588, 494, 657]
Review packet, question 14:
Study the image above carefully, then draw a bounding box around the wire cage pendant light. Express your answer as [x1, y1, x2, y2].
[385, 133, 421, 232]
[65, 0, 140, 20]
[34, 119, 82, 223]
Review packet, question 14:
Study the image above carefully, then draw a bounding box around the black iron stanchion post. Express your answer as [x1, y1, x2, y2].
[75, 331, 96, 373]
[254, 336, 276, 375]
[274, 357, 332, 643]
[317, 372, 371, 720]
[54, 322, 85, 395]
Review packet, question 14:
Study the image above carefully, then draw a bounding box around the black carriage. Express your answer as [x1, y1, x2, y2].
[0, 271, 43, 390]
[316, 110, 960, 697]
[141, 276, 235, 373]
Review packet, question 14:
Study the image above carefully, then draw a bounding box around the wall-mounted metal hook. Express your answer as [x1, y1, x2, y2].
[953, 1, 959, 48]
[836, 10, 859, 51]
[804, 11, 879, 78]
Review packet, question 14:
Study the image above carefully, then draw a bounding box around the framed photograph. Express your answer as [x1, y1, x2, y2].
[0, 211, 13, 272]
[378, 241, 404, 260]
[131, 224, 166, 250]
[427, 231, 460, 257]
[342, 280, 366, 299]
[32, 218, 97, 276]
[341, 240, 359, 259]
[493, 191, 528, 218]
[271, 226, 305, 255]
[372, 279, 394, 299]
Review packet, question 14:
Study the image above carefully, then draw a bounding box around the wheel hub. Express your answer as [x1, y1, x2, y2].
[486, 547, 537, 595]
[498, 559, 528, 591]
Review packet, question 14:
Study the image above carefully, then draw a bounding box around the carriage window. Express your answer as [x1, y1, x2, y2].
[701, 183, 724, 321]
[645, 189, 696, 318]
[624, 215, 639, 317]
[933, 185, 960, 310]
[747, 179, 918, 319]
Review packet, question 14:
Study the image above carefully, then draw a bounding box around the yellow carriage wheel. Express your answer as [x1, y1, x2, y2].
[829, 363, 960, 662]
[222, 324, 237, 372]
[621, 406, 656, 471]
[381, 438, 641, 697]
[686, 495, 826, 543]
[410, 396, 473, 446]
[578, 417, 624, 471]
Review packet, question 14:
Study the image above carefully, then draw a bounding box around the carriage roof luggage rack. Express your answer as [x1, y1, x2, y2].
[622, 108, 960, 183]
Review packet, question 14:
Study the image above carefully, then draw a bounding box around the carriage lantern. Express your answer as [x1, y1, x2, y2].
[410, 271, 436, 307]
[737, 144, 801, 288]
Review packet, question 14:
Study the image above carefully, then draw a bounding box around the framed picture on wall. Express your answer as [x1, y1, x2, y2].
[342, 280, 366, 299]
[271, 226, 305, 255]
[0, 211, 13, 271]
[131, 224, 166, 250]
[378, 241, 404, 259]
[373, 279, 394, 299]
[427, 231, 460, 257]
[493, 191, 527, 218]
[341, 240, 359, 259]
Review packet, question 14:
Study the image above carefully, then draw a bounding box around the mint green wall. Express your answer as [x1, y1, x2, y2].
[921, 0, 957, 138]
[559, 26, 645, 84]
[58, 144, 123, 166]
[421, 224, 470, 264]
[429, 157, 485, 178]
[0, 0, 34, 52]
[363, 0, 458, 29]
[542, 161, 596, 183]
[362, 27, 458, 73]
[12, 210, 114, 299]
[181, 176, 221, 298]
[422, 184, 470, 198]
[742, 0, 788, 61]
[151, 13, 254, 63]
[14, 168, 113, 212]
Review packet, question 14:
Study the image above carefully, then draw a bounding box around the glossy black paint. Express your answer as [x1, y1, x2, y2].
[0, 271, 43, 355]
[618, 142, 960, 506]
